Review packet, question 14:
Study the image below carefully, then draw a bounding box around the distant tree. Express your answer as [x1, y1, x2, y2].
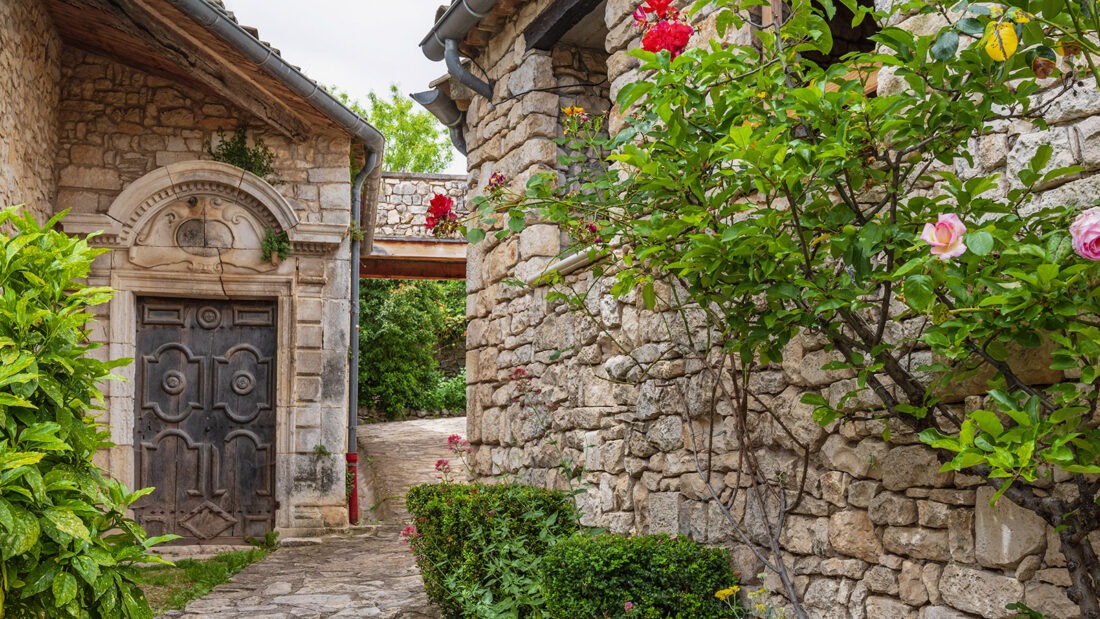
[333, 84, 454, 173]
[357, 279, 466, 418]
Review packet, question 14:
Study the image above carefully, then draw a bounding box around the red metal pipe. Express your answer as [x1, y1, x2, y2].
[346, 452, 359, 524]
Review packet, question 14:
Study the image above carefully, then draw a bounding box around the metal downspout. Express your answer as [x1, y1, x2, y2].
[346, 149, 378, 525]
[444, 39, 493, 100]
[410, 88, 468, 155]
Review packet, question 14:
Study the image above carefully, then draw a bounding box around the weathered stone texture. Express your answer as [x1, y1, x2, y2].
[938, 564, 1024, 619]
[56, 48, 350, 223]
[0, 0, 62, 221]
[974, 486, 1047, 569]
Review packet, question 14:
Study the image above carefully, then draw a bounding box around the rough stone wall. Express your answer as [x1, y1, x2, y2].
[374, 171, 467, 238]
[53, 47, 356, 533]
[0, 0, 62, 221]
[462, 3, 1100, 618]
[55, 47, 352, 228]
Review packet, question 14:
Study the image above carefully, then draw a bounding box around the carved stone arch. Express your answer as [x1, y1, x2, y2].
[60, 160, 347, 256]
[109, 160, 297, 248]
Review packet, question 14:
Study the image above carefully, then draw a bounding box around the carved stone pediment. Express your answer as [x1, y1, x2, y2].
[61, 161, 348, 262]
[129, 195, 276, 274]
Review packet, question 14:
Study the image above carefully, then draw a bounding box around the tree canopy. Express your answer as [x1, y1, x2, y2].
[335, 84, 455, 174]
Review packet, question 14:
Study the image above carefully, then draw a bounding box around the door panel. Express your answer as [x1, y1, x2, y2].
[133, 298, 277, 544]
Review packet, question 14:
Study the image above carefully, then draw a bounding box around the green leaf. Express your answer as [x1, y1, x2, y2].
[801, 393, 828, 406]
[641, 282, 656, 310]
[465, 227, 486, 244]
[1, 504, 40, 560]
[966, 231, 994, 256]
[970, 410, 1004, 437]
[22, 563, 58, 597]
[45, 508, 91, 541]
[1036, 263, 1059, 285]
[904, 275, 934, 311]
[931, 30, 959, 61]
[616, 81, 655, 110]
[956, 18, 985, 35]
[71, 556, 100, 586]
[53, 571, 78, 607]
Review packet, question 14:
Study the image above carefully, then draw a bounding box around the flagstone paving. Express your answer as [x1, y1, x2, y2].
[161, 416, 466, 618]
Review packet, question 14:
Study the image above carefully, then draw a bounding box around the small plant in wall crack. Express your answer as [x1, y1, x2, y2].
[207, 125, 277, 180]
[311, 443, 332, 459]
[261, 228, 290, 265]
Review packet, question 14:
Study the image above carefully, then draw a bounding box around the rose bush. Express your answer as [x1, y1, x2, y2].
[455, 0, 1100, 615]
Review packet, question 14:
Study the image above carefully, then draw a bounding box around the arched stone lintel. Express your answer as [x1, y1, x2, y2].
[111, 161, 298, 245]
[61, 161, 347, 253]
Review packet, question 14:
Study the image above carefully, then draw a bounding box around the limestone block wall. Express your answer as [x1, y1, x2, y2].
[55, 47, 353, 228]
[461, 2, 1100, 618]
[374, 171, 467, 238]
[0, 0, 62, 222]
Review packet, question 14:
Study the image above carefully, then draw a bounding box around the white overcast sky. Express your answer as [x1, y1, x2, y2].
[225, 1, 466, 173]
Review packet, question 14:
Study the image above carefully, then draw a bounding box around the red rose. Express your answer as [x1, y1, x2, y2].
[428, 193, 455, 219]
[642, 19, 693, 58]
[425, 193, 458, 236]
[641, 0, 676, 19]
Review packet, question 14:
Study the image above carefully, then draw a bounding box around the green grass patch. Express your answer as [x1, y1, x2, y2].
[136, 548, 270, 615]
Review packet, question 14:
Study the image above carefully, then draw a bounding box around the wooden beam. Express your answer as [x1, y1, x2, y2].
[359, 258, 466, 280]
[524, 0, 604, 51]
[52, 0, 315, 140]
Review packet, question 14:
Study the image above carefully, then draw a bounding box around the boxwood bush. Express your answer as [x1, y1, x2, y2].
[542, 533, 739, 618]
[405, 482, 579, 618]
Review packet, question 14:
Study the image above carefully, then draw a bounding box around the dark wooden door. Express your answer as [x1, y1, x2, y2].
[133, 298, 277, 544]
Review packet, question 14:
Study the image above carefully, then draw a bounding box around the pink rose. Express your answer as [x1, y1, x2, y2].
[920, 213, 967, 259]
[1070, 207, 1100, 260]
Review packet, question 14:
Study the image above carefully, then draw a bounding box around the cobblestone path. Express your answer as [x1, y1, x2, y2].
[162, 416, 466, 618]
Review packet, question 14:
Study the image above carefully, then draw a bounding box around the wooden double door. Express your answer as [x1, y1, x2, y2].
[132, 298, 277, 544]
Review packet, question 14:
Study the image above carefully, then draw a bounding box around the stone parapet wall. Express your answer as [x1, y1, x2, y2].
[55, 48, 352, 227]
[0, 0, 62, 222]
[374, 171, 467, 238]
[460, 2, 1100, 618]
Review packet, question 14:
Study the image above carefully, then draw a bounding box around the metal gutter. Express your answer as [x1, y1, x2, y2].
[445, 39, 493, 99]
[345, 150, 376, 526]
[411, 88, 468, 155]
[419, 0, 499, 62]
[416, 1, 500, 151]
[171, 0, 384, 156]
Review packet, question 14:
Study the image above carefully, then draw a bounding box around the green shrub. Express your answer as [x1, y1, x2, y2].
[0, 208, 168, 618]
[358, 279, 466, 417]
[422, 368, 466, 412]
[542, 533, 739, 619]
[405, 483, 579, 618]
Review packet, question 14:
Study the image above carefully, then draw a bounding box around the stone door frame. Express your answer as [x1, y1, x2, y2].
[65, 161, 346, 533]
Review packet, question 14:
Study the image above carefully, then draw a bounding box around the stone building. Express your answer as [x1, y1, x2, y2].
[0, 0, 391, 542]
[414, 1, 1099, 617]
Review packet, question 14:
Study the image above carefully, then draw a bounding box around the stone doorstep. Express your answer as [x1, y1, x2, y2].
[149, 525, 382, 561]
[151, 544, 253, 562]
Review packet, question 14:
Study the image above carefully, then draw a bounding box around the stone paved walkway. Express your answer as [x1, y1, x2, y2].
[161, 417, 466, 618]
